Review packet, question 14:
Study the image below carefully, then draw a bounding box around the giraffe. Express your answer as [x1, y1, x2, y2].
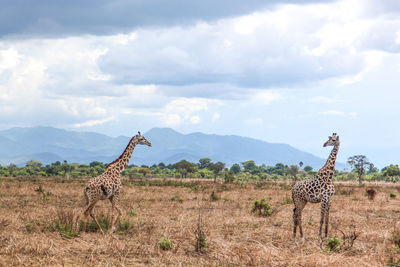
[83, 132, 152, 233]
[291, 133, 340, 239]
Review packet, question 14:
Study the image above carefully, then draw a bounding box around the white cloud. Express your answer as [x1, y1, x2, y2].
[308, 96, 340, 103]
[162, 97, 222, 126]
[246, 118, 264, 125]
[317, 110, 357, 117]
[100, 1, 392, 88]
[247, 90, 283, 106]
[190, 116, 200, 124]
[164, 114, 181, 126]
[72, 117, 115, 128]
[212, 112, 221, 122]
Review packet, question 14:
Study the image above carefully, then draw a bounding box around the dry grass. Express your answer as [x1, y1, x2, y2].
[0, 177, 399, 266]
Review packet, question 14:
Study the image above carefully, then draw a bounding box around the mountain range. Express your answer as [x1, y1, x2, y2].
[0, 126, 343, 169]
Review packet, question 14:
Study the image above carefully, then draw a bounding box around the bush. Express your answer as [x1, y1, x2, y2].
[387, 257, 400, 267]
[25, 222, 35, 233]
[170, 195, 184, 203]
[116, 220, 133, 234]
[324, 237, 342, 252]
[80, 214, 111, 233]
[34, 185, 45, 194]
[49, 208, 79, 239]
[390, 192, 397, 198]
[158, 237, 173, 250]
[366, 187, 377, 200]
[251, 197, 272, 217]
[195, 230, 207, 252]
[127, 210, 137, 216]
[280, 197, 292, 205]
[393, 230, 400, 248]
[210, 191, 220, 201]
[224, 170, 235, 183]
[194, 212, 208, 253]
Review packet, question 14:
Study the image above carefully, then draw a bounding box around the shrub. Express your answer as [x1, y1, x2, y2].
[158, 237, 173, 250]
[324, 237, 342, 252]
[34, 185, 45, 194]
[393, 230, 400, 248]
[127, 210, 137, 216]
[116, 220, 133, 234]
[387, 257, 400, 267]
[49, 208, 79, 239]
[390, 192, 397, 198]
[80, 214, 111, 233]
[280, 197, 292, 205]
[366, 187, 377, 200]
[195, 230, 207, 252]
[210, 191, 220, 201]
[224, 170, 235, 183]
[251, 197, 272, 217]
[170, 195, 184, 203]
[194, 212, 208, 253]
[25, 222, 35, 233]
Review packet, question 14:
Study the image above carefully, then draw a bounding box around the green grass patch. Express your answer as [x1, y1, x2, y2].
[158, 237, 173, 250]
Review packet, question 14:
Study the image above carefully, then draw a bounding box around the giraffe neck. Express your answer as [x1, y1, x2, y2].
[317, 143, 340, 183]
[105, 136, 138, 176]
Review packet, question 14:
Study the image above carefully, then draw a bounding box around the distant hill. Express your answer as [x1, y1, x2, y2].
[0, 126, 343, 169]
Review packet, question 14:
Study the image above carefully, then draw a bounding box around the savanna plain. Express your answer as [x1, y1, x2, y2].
[0, 177, 399, 266]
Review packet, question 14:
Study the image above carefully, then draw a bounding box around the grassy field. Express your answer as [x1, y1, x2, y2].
[0, 177, 399, 266]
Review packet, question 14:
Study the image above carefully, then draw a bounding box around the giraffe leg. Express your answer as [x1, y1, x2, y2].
[324, 204, 331, 238]
[293, 201, 306, 239]
[109, 196, 122, 233]
[293, 208, 297, 238]
[85, 202, 104, 234]
[109, 196, 115, 233]
[319, 203, 326, 238]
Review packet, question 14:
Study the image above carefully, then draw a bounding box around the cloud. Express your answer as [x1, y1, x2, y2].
[99, 2, 388, 88]
[246, 118, 264, 125]
[317, 110, 357, 117]
[190, 116, 201, 124]
[162, 97, 222, 126]
[0, 0, 333, 38]
[72, 117, 115, 128]
[308, 96, 340, 103]
[212, 112, 221, 122]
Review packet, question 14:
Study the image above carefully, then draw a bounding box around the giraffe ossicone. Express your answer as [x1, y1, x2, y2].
[83, 132, 152, 233]
[291, 133, 340, 239]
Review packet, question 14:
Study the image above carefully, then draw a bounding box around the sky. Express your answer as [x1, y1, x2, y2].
[0, 0, 399, 168]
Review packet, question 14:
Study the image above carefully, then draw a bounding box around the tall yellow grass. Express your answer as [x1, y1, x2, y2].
[0, 177, 399, 266]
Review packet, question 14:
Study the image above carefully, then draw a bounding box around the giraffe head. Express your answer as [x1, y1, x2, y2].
[136, 131, 152, 147]
[323, 133, 340, 147]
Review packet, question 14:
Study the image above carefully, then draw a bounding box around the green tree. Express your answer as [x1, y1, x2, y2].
[383, 164, 400, 182]
[303, 166, 313, 173]
[175, 160, 197, 178]
[241, 160, 258, 174]
[89, 161, 105, 168]
[347, 155, 373, 185]
[26, 160, 43, 169]
[61, 160, 72, 177]
[7, 163, 18, 176]
[224, 170, 235, 183]
[158, 162, 166, 169]
[286, 165, 299, 182]
[230, 163, 241, 175]
[209, 162, 225, 183]
[198, 158, 212, 169]
[138, 167, 151, 177]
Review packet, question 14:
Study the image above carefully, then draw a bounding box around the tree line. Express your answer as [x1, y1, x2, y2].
[0, 155, 399, 183]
